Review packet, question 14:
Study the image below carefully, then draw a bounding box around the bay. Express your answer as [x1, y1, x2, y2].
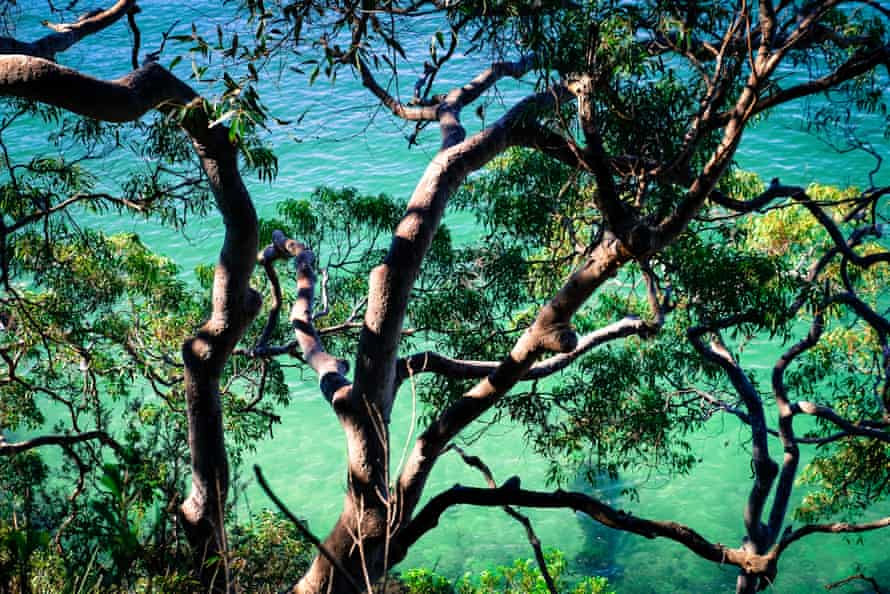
[3, 1, 889, 591]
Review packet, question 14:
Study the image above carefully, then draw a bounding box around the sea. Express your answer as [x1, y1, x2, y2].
[3, 1, 889, 592]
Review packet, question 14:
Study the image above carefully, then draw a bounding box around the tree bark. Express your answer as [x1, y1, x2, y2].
[0, 56, 260, 588]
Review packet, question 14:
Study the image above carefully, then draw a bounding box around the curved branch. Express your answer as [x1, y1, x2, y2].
[397, 315, 660, 383]
[0, 57, 197, 122]
[694, 388, 850, 445]
[443, 54, 536, 113]
[396, 233, 631, 525]
[749, 44, 890, 118]
[688, 319, 778, 557]
[352, 86, 570, 426]
[767, 312, 823, 544]
[795, 192, 890, 270]
[400, 480, 890, 584]
[792, 400, 890, 443]
[0, 430, 127, 459]
[354, 56, 440, 122]
[825, 572, 885, 593]
[396, 482, 778, 576]
[354, 53, 536, 149]
[0, 0, 136, 60]
[257, 231, 351, 404]
[0, 51, 262, 580]
[708, 181, 801, 213]
[776, 515, 890, 556]
[564, 73, 626, 229]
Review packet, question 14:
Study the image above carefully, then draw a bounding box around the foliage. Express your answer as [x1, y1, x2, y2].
[229, 510, 314, 593]
[1, 0, 889, 591]
[400, 549, 614, 594]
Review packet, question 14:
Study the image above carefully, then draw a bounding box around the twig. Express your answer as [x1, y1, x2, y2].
[253, 465, 363, 594]
[446, 445, 558, 594]
[825, 572, 884, 593]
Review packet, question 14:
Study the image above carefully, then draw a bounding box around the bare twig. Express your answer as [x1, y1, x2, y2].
[446, 445, 558, 594]
[254, 466, 363, 594]
[825, 572, 884, 593]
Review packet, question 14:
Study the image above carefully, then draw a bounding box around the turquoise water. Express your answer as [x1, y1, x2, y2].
[4, 1, 890, 592]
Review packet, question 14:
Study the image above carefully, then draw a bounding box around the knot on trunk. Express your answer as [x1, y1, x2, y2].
[537, 322, 578, 353]
[183, 335, 213, 363]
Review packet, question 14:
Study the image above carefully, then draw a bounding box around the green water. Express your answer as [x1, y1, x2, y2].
[5, 2, 890, 591]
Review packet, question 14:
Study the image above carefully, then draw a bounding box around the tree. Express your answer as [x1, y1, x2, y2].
[0, 1, 888, 593]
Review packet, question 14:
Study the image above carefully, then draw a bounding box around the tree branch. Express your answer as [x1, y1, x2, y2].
[399, 482, 890, 585]
[688, 320, 778, 562]
[712, 44, 890, 128]
[825, 572, 885, 593]
[397, 315, 661, 383]
[254, 466, 363, 594]
[396, 233, 632, 526]
[0, 0, 136, 60]
[398, 482, 773, 575]
[0, 57, 197, 123]
[446, 446, 557, 594]
[767, 312, 823, 544]
[776, 515, 890, 556]
[709, 181, 802, 213]
[258, 231, 351, 404]
[354, 53, 536, 149]
[0, 430, 127, 459]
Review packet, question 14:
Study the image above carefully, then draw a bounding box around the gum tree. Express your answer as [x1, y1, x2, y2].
[1, 1, 889, 593]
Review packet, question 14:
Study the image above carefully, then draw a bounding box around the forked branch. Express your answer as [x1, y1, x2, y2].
[256, 231, 351, 404]
[446, 445, 558, 594]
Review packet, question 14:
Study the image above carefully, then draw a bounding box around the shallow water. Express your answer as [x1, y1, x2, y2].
[4, 1, 889, 591]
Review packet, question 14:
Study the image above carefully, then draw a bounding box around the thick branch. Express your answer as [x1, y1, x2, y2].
[0, 57, 197, 122]
[0, 0, 135, 60]
[397, 315, 660, 383]
[352, 87, 569, 428]
[398, 483, 776, 575]
[254, 231, 351, 403]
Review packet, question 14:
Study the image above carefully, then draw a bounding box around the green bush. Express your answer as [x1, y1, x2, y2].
[399, 550, 614, 594]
